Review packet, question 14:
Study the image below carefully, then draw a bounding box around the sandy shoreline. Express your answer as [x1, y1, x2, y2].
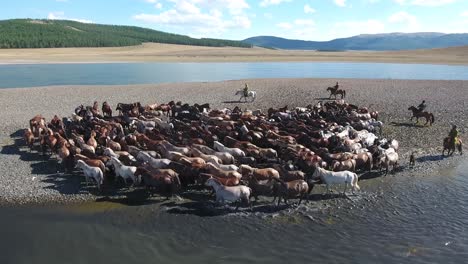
[0, 78, 466, 205]
[0, 43, 468, 65]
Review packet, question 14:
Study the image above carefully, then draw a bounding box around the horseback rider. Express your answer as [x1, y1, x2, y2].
[448, 125, 459, 148]
[334, 82, 339, 90]
[417, 100, 426, 112]
[243, 83, 249, 97]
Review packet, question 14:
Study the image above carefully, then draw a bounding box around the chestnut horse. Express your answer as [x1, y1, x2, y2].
[442, 137, 463, 156]
[408, 106, 435, 126]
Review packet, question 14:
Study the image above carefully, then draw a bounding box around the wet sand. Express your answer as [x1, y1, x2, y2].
[0, 43, 467, 65]
[0, 78, 466, 205]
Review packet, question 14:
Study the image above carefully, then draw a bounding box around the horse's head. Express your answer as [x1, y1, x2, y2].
[205, 177, 220, 187]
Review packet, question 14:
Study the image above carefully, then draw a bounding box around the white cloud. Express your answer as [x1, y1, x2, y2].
[334, 0, 347, 7]
[134, 0, 251, 37]
[461, 11, 468, 17]
[260, 0, 292, 7]
[304, 4, 316, 14]
[388, 11, 420, 31]
[326, 19, 385, 39]
[145, 0, 162, 9]
[276, 22, 293, 30]
[275, 19, 316, 39]
[393, 0, 456, 6]
[47, 11, 93, 23]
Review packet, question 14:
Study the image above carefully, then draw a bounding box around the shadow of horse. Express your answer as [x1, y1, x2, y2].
[314, 97, 335, 101]
[390, 122, 426, 128]
[416, 155, 445, 163]
[358, 171, 386, 180]
[222, 100, 244, 104]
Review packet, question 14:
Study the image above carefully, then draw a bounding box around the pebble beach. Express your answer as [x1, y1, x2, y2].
[0, 78, 466, 205]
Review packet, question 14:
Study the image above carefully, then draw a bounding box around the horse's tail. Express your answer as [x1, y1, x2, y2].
[430, 113, 435, 124]
[352, 173, 360, 191]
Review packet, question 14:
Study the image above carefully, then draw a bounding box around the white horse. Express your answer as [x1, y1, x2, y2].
[104, 148, 137, 162]
[313, 167, 360, 195]
[213, 141, 246, 158]
[109, 157, 138, 185]
[136, 152, 171, 169]
[379, 152, 399, 175]
[205, 178, 252, 209]
[235, 90, 256, 102]
[75, 160, 104, 190]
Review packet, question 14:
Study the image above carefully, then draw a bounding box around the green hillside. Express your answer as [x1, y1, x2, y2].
[0, 19, 252, 49]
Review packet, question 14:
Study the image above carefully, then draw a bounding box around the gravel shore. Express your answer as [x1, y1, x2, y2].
[0, 78, 466, 205]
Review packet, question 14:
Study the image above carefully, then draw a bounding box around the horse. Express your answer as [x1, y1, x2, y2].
[23, 128, 35, 150]
[135, 167, 181, 199]
[272, 178, 309, 206]
[102, 101, 112, 117]
[235, 90, 257, 102]
[109, 157, 138, 186]
[206, 162, 239, 172]
[136, 151, 171, 169]
[408, 106, 435, 126]
[378, 152, 399, 175]
[205, 178, 252, 210]
[327, 87, 346, 99]
[238, 164, 280, 181]
[312, 167, 360, 195]
[213, 141, 246, 158]
[442, 137, 463, 156]
[204, 163, 242, 180]
[75, 160, 104, 190]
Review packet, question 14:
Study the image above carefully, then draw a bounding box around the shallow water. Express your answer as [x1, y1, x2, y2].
[1, 160, 467, 264]
[1, 62, 468, 88]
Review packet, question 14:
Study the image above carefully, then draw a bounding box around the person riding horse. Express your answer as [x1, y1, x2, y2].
[334, 82, 339, 90]
[417, 100, 426, 112]
[448, 125, 459, 149]
[243, 83, 249, 97]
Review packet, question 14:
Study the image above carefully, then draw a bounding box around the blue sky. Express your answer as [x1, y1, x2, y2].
[1, 0, 468, 40]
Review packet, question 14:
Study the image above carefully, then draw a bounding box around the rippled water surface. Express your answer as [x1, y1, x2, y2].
[1, 62, 468, 88]
[2, 160, 467, 264]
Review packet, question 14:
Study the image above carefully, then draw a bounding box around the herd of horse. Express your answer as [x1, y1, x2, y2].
[24, 96, 401, 208]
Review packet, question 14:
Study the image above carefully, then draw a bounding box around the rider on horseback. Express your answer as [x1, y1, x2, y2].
[448, 125, 459, 148]
[243, 83, 249, 97]
[417, 100, 426, 112]
[334, 82, 339, 89]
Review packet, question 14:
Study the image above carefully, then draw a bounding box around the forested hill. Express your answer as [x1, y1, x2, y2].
[0, 19, 252, 49]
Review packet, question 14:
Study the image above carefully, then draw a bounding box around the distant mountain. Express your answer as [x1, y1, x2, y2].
[0, 19, 252, 49]
[243, 33, 468, 51]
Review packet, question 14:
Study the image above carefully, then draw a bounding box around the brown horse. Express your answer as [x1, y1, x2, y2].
[442, 137, 463, 156]
[272, 178, 309, 206]
[327, 87, 346, 99]
[102, 102, 112, 117]
[408, 106, 435, 126]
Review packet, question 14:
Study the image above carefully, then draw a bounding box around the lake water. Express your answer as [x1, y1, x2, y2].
[1, 161, 467, 264]
[1, 62, 468, 88]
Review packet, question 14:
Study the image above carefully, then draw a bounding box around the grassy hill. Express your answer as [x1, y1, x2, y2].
[0, 19, 252, 49]
[244, 33, 468, 51]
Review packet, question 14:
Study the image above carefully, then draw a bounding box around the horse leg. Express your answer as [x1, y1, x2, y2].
[343, 183, 347, 196]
